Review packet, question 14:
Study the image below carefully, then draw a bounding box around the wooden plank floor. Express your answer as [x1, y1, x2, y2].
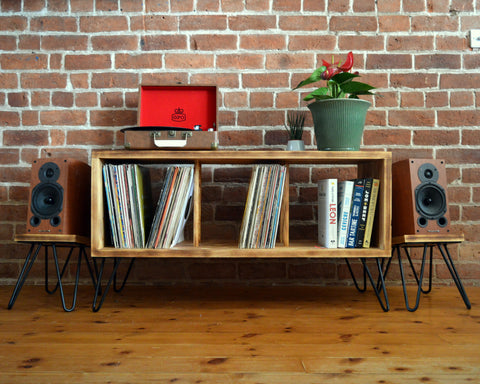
[0, 285, 479, 383]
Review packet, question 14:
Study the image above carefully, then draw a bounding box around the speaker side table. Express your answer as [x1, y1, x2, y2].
[8, 234, 95, 312]
[385, 234, 471, 311]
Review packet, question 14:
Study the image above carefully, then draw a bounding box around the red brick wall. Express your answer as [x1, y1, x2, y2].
[1, 0, 479, 286]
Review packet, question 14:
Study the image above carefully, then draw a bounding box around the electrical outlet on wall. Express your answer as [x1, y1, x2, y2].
[470, 30, 480, 49]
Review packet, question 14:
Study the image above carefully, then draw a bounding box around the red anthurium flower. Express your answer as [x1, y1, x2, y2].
[338, 51, 354, 72]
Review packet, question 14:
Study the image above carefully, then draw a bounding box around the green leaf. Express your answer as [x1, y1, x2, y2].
[339, 81, 375, 95]
[303, 87, 330, 101]
[293, 66, 326, 90]
[331, 72, 359, 85]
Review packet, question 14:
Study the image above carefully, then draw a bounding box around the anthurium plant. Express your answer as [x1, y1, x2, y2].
[294, 52, 375, 101]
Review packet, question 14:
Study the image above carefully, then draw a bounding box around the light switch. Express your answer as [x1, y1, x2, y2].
[470, 30, 480, 49]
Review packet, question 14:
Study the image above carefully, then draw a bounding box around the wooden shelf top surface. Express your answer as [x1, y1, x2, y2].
[392, 233, 464, 246]
[15, 233, 90, 246]
[92, 149, 391, 164]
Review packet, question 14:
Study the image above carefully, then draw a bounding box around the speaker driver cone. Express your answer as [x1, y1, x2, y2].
[415, 182, 447, 220]
[30, 183, 64, 219]
[38, 162, 61, 182]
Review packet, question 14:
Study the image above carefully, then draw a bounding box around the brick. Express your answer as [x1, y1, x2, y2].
[91, 73, 139, 89]
[229, 15, 276, 31]
[31, 91, 50, 106]
[288, 261, 336, 279]
[70, 74, 89, 89]
[377, 0, 400, 12]
[188, 262, 236, 280]
[388, 110, 435, 127]
[353, 0, 376, 12]
[460, 16, 480, 31]
[328, 0, 349, 12]
[224, 92, 248, 108]
[413, 129, 460, 146]
[426, 91, 448, 108]
[30, 17, 77, 32]
[141, 72, 189, 85]
[40, 110, 87, 126]
[41, 35, 88, 51]
[52, 92, 74, 107]
[250, 92, 274, 108]
[374, 92, 398, 108]
[330, 16, 377, 32]
[0, 16, 27, 31]
[191, 73, 240, 88]
[8, 92, 28, 107]
[50, 129, 66, 146]
[436, 36, 468, 51]
[197, 0, 220, 11]
[0, 35, 16, 50]
[221, 0, 244, 11]
[387, 36, 434, 51]
[21, 73, 67, 89]
[219, 130, 263, 146]
[365, 109, 386, 126]
[403, 0, 424, 12]
[438, 110, 480, 127]
[464, 54, 480, 70]
[451, 0, 474, 12]
[463, 167, 480, 183]
[0, 112, 20, 126]
[266, 53, 315, 70]
[92, 35, 139, 51]
[237, 110, 284, 127]
[273, 0, 301, 11]
[80, 16, 128, 32]
[217, 54, 264, 70]
[339, 35, 384, 51]
[179, 15, 227, 30]
[412, 16, 458, 32]
[0, 73, 18, 89]
[450, 91, 474, 107]
[279, 16, 328, 31]
[276, 92, 300, 109]
[240, 35, 286, 51]
[71, 0, 94, 11]
[441, 73, 480, 89]
[3, 129, 48, 146]
[363, 128, 411, 146]
[191, 34, 237, 51]
[462, 130, 480, 145]
[96, 0, 118, 11]
[289, 35, 336, 51]
[239, 262, 286, 279]
[67, 129, 115, 145]
[303, 0, 325, 11]
[449, 186, 470, 204]
[243, 73, 289, 89]
[65, 54, 112, 70]
[416, 54, 461, 70]
[400, 92, 424, 108]
[0, 148, 19, 164]
[145, 0, 169, 11]
[50, 54, 62, 70]
[436, 148, 480, 165]
[367, 54, 412, 70]
[17, 35, 40, 50]
[100, 92, 123, 108]
[245, 0, 270, 10]
[378, 15, 410, 32]
[141, 35, 186, 51]
[1, 54, 48, 70]
[165, 53, 214, 69]
[131, 16, 177, 31]
[115, 53, 164, 69]
[22, 111, 39, 126]
[463, 206, 480, 221]
[90, 110, 137, 127]
[390, 73, 437, 89]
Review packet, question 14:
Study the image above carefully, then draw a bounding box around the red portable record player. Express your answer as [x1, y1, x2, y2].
[122, 85, 218, 150]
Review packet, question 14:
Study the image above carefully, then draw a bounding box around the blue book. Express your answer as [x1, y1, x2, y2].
[346, 179, 365, 248]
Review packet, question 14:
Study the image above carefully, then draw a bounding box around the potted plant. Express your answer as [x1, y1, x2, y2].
[294, 52, 375, 151]
[285, 111, 306, 151]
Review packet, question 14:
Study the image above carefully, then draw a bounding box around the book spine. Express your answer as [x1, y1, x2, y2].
[318, 179, 337, 248]
[337, 180, 354, 248]
[355, 178, 373, 248]
[363, 179, 380, 248]
[346, 179, 365, 248]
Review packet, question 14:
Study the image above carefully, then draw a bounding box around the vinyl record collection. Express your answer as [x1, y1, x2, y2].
[239, 164, 286, 249]
[103, 164, 193, 249]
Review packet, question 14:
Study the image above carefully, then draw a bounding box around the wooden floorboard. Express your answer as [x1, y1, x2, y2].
[0, 285, 479, 384]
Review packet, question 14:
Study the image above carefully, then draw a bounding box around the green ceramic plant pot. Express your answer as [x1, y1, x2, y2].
[308, 98, 371, 151]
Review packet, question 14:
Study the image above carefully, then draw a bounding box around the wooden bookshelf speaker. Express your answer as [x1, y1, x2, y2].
[27, 158, 91, 236]
[392, 159, 450, 237]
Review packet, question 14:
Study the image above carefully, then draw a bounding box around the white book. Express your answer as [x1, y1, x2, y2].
[337, 180, 354, 248]
[317, 179, 338, 248]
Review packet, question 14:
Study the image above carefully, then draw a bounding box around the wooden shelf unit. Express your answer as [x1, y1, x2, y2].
[91, 150, 392, 259]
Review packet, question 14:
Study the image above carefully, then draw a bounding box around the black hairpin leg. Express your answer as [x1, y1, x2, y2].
[346, 258, 390, 312]
[396, 244, 428, 312]
[8, 243, 42, 309]
[45, 245, 74, 295]
[437, 243, 471, 309]
[92, 258, 134, 312]
[403, 245, 433, 294]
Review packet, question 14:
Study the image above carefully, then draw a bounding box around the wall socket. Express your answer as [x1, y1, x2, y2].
[470, 30, 480, 49]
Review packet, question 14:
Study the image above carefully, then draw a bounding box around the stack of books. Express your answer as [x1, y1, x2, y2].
[239, 164, 287, 249]
[103, 164, 193, 249]
[317, 178, 380, 249]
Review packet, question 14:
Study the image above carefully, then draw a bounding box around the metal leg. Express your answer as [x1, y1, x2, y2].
[345, 258, 367, 292]
[403, 245, 433, 294]
[437, 243, 471, 309]
[45, 245, 75, 295]
[346, 258, 390, 312]
[8, 243, 42, 309]
[397, 244, 428, 312]
[92, 258, 121, 312]
[51, 244, 82, 312]
[113, 259, 135, 293]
